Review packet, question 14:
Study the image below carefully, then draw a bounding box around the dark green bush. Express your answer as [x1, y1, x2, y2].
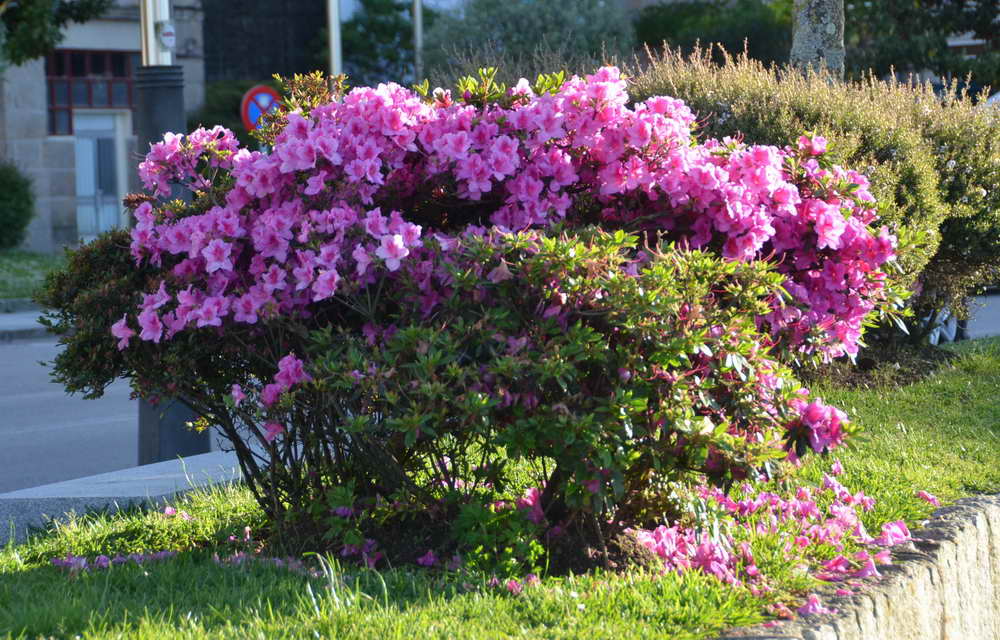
[0, 161, 36, 250]
[423, 0, 632, 85]
[635, 0, 792, 67]
[629, 48, 1000, 335]
[40, 225, 821, 562]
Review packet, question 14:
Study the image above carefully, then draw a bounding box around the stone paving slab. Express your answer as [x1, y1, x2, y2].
[0, 450, 241, 545]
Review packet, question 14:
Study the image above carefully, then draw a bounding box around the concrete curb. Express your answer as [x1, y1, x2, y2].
[717, 494, 1000, 640]
[0, 298, 40, 314]
[0, 326, 52, 342]
[0, 450, 242, 546]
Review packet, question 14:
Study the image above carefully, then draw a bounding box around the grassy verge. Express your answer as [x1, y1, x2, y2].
[0, 249, 64, 300]
[1, 337, 998, 639]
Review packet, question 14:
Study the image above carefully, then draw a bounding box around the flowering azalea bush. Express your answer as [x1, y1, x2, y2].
[42, 67, 897, 563]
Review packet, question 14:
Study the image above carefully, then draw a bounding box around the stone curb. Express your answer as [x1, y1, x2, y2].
[717, 494, 1000, 640]
[0, 298, 41, 314]
[0, 326, 52, 342]
[0, 451, 242, 546]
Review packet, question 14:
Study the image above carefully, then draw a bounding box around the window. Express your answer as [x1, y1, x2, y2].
[45, 50, 140, 135]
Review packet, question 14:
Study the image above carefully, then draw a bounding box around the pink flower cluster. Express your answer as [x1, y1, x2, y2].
[790, 397, 850, 455]
[123, 66, 894, 380]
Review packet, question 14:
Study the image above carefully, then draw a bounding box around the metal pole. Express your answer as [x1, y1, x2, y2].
[139, 0, 152, 66]
[135, 0, 207, 464]
[414, 0, 423, 82]
[328, 0, 342, 77]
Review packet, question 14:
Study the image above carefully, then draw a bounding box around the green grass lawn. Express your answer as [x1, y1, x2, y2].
[1, 337, 998, 639]
[0, 249, 64, 300]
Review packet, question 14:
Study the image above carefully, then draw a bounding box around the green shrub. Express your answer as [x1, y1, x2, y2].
[41, 225, 821, 563]
[904, 85, 1000, 318]
[41, 68, 884, 569]
[0, 161, 36, 250]
[635, 0, 793, 67]
[629, 48, 1000, 335]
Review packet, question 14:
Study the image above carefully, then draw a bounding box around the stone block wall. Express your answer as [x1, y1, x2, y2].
[0, 59, 57, 254]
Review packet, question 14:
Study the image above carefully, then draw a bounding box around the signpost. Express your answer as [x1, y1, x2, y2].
[240, 85, 282, 132]
[136, 0, 208, 465]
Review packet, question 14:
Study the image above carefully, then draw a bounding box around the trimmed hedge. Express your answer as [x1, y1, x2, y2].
[629, 48, 1000, 329]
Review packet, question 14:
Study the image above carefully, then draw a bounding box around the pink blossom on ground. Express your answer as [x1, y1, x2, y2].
[416, 550, 437, 567]
[505, 579, 523, 595]
[853, 557, 881, 579]
[797, 594, 836, 616]
[916, 490, 941, 507]
[875, 520, 911, 546]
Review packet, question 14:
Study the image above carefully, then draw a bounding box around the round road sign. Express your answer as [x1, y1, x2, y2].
[240, 85, 282, 132]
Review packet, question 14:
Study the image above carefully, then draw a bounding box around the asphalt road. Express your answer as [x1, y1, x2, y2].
[0, 338, 135, 494]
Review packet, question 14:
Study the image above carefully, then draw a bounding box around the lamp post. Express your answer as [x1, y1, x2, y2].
[135, 0, 209, 465]
[413, 0, 423, 82]
[328, 0, 342, 77]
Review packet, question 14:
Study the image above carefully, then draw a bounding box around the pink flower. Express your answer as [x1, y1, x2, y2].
[853, 557, 881, 579]
[416, 550, 436, 567]
[138, 307, 163, 343]
[830, 459, 844, 476]
[312, 269, 341, 301]
[487, 261, 513, 283]
[797, 594, 836, 616]
[275, 353, 311, 390]
[231, 384, 246, 406]
[875, 520, 910, 546]
[797, 134, 827, 155]
[261, 383, 283, 407]
[916, 490, 941, 507]
[263, 422, 284, 442]
[201, 239, 234, 273]
[352, 244, 372, 275]
[163, 506, 177, 516]
[111, 315, 134, 350]
[505, 579, 523, 595]
[516, 487, 546, 524]
[375, 234, 409, 271]
[194, 296, 229, 328]
[232, 294, 261, 324]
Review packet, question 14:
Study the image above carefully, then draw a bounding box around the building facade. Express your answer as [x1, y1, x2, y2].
[0, 0, 204, 254]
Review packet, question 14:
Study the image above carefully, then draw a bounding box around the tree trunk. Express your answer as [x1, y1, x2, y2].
[790, 0, 845, 77]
